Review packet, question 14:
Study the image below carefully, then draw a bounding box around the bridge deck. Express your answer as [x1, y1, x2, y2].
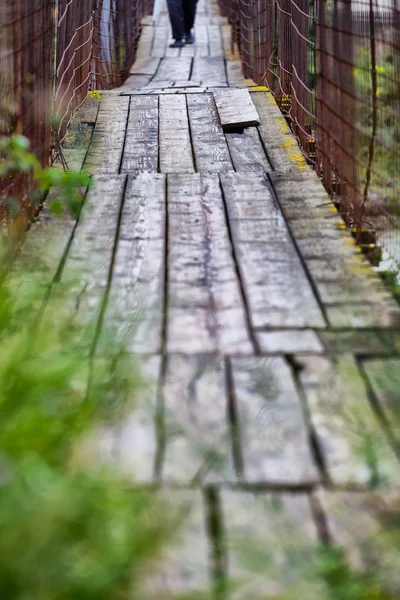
[19, 0, 400, 594]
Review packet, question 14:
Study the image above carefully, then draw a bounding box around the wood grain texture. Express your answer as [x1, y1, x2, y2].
[120, 96, 158, 174]
[84, 94, 129, 174]
[298, 354, 400, 485]
[225, 126, 271, 172]
[214, 89, 260, 129]
[191, 56, 227, 86]
[161, 355, 235, 483]
[187, 93, 233, 172]
[101, 173, 166, 354]
[256, 330, 325, 354]
[363, 359, 400, 443]
[167, 173, 253, 354]
[153, 56, 193, 81]
[220, 172, 326, 328]
[159, 95, 194, 173]
[230, 357, 319, 484]
[144, 491, 211, 598]
[221, 490, 322, 598]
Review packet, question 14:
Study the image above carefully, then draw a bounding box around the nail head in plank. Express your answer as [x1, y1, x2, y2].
[230, 357, 319, 484]
[187, 93, 233, 172]
[120, 96, 158, 174]
[213, 89, 260, 129]
[167, 173, 253, 354]
[298, 354, 400, 486]
[101, 173, 166, 354]
[159, 95, 195, 173]
[221, 490, 323, 597]
[162, 355, 235, 483]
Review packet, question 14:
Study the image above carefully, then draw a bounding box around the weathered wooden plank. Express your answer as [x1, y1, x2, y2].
[180, 41, 196, 57]
[84, 94, 129, 174]
[220, 172, 326, 328]
[101, 174, 165, 354]
[130, 56, 161, 75]
[319, 330, 399, 356]
[167, 173, 253, 354]
[153, 56, 192, 82]
[252, 91, 309, 172]
[120, 96, 158, 174]
[120, 74, 154, 91]
[161, 355, 235, 483]
[226, 59, 255, 86]
[269, 171, 400, 327]
[144, 491, 211, 598]
[298, 354, 400, 485]
[135, 24, 154, 59]
[187, 93, 233, 172]
[221, 25, 235, 59]
[230, 357, 319, 484]
[214, 88, 260, 129]
[256, 329, 325, 354]
[208, 24, 224, 56]
[92, 355, 160, 483]
[225, 127, 271, 172]
[159, 95, 194, 173]
[363, 358, 400, 443]
[191, 56, 227, 86]
[151, 25, 169, 57]
[194, 24, 209, 57]
[221, 491, 323, 598]
[317, 489, 400, 593]
[50, 175, 126, 351]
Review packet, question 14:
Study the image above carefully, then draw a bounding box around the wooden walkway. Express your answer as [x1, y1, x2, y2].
[18, 0, 400, 595]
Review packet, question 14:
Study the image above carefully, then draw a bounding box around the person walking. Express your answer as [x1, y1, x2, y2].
[167, 0, 197, 47]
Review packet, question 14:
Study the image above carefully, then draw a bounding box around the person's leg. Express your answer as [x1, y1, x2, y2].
[183, 0, 198, 36]
[167, 0, 185, 41]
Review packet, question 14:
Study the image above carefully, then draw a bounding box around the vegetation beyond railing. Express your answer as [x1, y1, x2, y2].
[219, 0, 400, 247]
[0, 0, 153, 233]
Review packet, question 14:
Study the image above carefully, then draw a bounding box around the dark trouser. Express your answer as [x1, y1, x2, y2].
[167, 0, 197, 41]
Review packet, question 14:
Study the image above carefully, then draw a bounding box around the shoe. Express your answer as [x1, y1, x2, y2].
[169, 39, 185, 48]
[185, 31, 195, 44]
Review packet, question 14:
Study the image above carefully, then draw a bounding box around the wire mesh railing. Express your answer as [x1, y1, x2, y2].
[219, 0, 400, 259]
[0, 0, 153, 233]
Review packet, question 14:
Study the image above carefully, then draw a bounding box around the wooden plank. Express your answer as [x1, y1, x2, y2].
[162, 355, 235, 483]
[187, 93, 233, 172]
[84, 94, 129, 174]
[319, 330, 399, 356]
[130, 56, 161, 75]
[92, 355, 160, 483]
[101, 174, 166, 354]
[208, 24, 224, 56]
[221, 25, 237, 59]
[191, 56, 227, 86]
[135, 24, 154, 59]
[298, 354, 400, 486]
[50, 175, 126, 351]
[230, 357, 319, 484]
[144, 491, 211, 598]
[159, 95, 194, 173]
[194, 24, 209, 57]
[221, 491, 322, 598]
[220, 172, 326, 329]
[225, 127, 271, 172]
[317, 489, 400, 591]
[151, 25, 168, 57]
[226, 59, 256, 86]
[256, 330, 325, 354]
[363, 358, 400, 443]
[153, 56, 193, 82]
[120, 74, 154, 91]
[214, 88, 260, 129]
[120, 96, 158, 174]
[269, 171, 400, 328]
[167, 173, 253, 354]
